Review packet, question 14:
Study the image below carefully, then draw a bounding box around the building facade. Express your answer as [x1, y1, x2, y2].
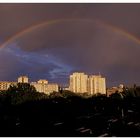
[69, 72, 88, 93]
[88, 75, 106, 95]
[0, 76, 59, 95]
[69, 72, 106, 95]
[107, 84, 124, 97]
[31, 82, 46, 93]
[0, 81, 17, 91]
[31, 79, 59, 95]
[18, 76, 29, 83]
[37, 79, 48, 84]
[45, 83, 59, 94]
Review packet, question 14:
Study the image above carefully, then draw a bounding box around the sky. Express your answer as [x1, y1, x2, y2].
[0, 3, 140, 87]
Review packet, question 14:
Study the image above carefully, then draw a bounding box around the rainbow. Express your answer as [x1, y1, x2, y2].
[0, 18, 140, 49]
[106, 24, 140, 45]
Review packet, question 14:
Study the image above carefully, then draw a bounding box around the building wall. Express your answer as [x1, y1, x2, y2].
[69, 72, 88, 93]
[31, 82, 59, 95]
[69, 73, 106, 95]
[88, 75, 106, 95]
[31, 82, 47, 93]
[0, 82, 17, 91]
[18, 76, 29, 83]
[37, 79, 48, 84]
[45, 84, 59, 94]
[107, 84, 124, 97]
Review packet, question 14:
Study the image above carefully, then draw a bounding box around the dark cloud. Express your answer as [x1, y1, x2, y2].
[0, 4, 140, 86]
[0, 45, 72, 84]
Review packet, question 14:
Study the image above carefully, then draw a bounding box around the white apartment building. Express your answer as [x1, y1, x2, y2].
[31, 79, 59, 95]
[0, 81, 17, 91]
[31, 79, 49, 93]
[45, 83, 59, 94]
[69, 72, 106, 95]
[69, 72, 88, 93]
[31, 82, 46, 93]
[88, 75, 106, 95]
[37, 79, 48, 84]
[18, 76, 29, 83]
[0, 76, 59, 95]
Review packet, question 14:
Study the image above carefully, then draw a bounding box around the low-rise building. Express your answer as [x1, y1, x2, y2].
[45, 83, 59, 94]
[0, 81, 17, 91]
[37, 79, 48, 84]
[107, 84, 124, 97]
[31, 82, 47, 93]
[0, 76, 59, 95]
[31, 80, 59, 95]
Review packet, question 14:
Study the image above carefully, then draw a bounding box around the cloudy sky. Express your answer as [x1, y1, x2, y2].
[0, 3, 140, 87]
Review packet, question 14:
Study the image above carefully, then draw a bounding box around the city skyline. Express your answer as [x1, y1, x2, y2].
[0, 71, 135, 88]
[0, 75, 59, 94]
[0, 72, 112, 87]
[0, 4, 140, 86]
[0, 73, 107, 95]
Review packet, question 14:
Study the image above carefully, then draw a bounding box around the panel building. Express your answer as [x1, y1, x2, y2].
[31, 79, 49, 93]
[88, 75, 106, 95]
[45, 83, 59, 94]
[31, 82, 47, 93]
[18, 76, 29, 83]
[0, 81, 17, 91]
[31, 79, 59, 95]
[69, 72, 88, 93]
[0, 76, 59, 95]
[69, 72, 106, 95]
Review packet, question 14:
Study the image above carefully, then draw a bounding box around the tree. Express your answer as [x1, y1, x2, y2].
[7, 83, 36, 94]
[62, 90, 79, 98]
[5, 83, 44, 105]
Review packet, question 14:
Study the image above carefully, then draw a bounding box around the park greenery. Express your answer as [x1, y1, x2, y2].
[0, 83, 140, 136]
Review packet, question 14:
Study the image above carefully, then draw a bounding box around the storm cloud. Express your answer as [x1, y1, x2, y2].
[0, 3, 140, 87]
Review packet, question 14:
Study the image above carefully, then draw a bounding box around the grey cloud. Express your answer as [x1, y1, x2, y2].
[4, 20, 140, 86]
[0, 4, 140, 86]
[0, 46, 72, 84]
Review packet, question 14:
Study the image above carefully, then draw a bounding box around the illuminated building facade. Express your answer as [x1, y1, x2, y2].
[88, 75, 106, 95]
[18, 76, 29, 83]
[0, 81, 17, 91]
[31, 79, 59, 94]
[69, 72, 106, 95]
[69, 72, 88, 93]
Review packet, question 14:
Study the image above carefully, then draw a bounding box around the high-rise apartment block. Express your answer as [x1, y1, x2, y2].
[18, 76, 29, 83]
[69, 72, 106, 95]
[69, 72, 88, 93]
[0, 73, 106, 96]
[88, 75, 106, 94]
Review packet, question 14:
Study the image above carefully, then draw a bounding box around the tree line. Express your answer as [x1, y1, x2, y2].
[0, 83, 140, 136]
